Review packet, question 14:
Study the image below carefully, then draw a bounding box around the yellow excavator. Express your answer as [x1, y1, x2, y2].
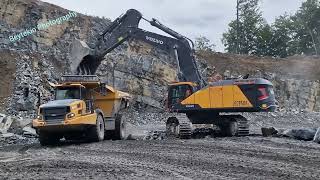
[32, 75, 130, 145]
[73, 9, 277, 139]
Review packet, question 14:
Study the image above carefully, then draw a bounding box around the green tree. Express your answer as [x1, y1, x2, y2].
[222, 0, 270, 56]
[270, 0, 320, 56]
[222, 0, 320, 57]
[255, 23, 273, 56]
[292, 0, 320, 55]
[194, 36, 215, 52]
[269, 15, 294, 57]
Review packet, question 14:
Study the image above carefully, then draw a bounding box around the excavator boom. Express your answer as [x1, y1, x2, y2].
[75, 9, 206, 89]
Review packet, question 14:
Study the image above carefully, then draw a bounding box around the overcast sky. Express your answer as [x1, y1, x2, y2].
[42, 0, 305, 52]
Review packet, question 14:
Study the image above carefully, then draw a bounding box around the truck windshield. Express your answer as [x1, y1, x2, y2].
[55, 87, 80, 100]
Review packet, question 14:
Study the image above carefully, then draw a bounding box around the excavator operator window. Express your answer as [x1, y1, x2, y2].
[168, 85, 193, 106]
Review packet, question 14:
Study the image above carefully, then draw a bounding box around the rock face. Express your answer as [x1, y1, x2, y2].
[0, 0, 109, 115]
[96, 41, 177, 107]
[274, 79, 320, 112]
[0, 51, 16, 113]
[0, 0, 177, 116]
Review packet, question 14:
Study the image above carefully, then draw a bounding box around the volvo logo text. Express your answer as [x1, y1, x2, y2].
[146, 36, 164, 45]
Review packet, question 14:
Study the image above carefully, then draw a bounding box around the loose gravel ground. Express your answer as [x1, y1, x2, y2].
[0, 135, 320, 179]
[0, 112, 319, 179]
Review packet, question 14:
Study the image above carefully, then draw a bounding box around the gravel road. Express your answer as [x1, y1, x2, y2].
[0, 135, 320, 179]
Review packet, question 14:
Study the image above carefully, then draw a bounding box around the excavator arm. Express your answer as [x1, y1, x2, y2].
[76, 9, 206, 89]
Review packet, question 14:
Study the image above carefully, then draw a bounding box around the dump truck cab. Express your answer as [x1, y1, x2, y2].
[33, 75, 131, 146]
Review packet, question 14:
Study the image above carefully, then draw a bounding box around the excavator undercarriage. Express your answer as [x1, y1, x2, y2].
[166, 114, 250, 139]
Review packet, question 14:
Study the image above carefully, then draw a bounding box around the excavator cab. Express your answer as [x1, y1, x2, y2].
[167, 82, 196, 111]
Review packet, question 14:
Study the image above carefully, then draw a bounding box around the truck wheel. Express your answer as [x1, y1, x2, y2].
[39, 132, 60, 146]
[88, 114, 105, 142]
[114, 114, 126, 140]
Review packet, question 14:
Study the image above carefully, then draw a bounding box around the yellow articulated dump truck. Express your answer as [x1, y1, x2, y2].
[32, 75, 131, 146]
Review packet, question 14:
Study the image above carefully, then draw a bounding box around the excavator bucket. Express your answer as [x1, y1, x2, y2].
[70, 39, 99, 75]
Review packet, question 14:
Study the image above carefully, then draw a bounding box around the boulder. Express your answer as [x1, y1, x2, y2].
[313, 128, 320, 143]
[0, 113, 5, 120]
[126, 134, 136, 140]
[22, 126, 37, 138]
[8, 117, 32, 135]
[281, 128, 317, 141]
[0, 115, 13, 134]
[261, 127, 278, 137]
[1, 133, 14, 138]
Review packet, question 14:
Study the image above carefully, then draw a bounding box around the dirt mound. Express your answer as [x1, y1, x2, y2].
[197, 52, 320, 80]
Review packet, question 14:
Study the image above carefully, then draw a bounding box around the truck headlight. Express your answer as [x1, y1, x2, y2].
[67, 113, 75, 119]
[37, 115, 43, 120]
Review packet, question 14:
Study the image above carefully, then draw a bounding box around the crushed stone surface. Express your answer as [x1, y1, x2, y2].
[0, 111, 319, 179]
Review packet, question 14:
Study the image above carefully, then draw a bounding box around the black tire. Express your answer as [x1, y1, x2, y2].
[39, 132, 60, 146]
[114, 114, 126, 140]
[220, 120, 238, 137]
[88, 114, 105, 142]
[104, 128, 116, 140]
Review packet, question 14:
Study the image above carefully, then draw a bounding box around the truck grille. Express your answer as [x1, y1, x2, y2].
[41, 107, 69, 124]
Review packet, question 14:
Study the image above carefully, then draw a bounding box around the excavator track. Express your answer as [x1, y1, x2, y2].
[166, 114, 192, 139]
[177, 114, 192, 139]
[167, 114, 249, 139]
[217, 115, 250, 137]
[234, 115, 250, 136]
